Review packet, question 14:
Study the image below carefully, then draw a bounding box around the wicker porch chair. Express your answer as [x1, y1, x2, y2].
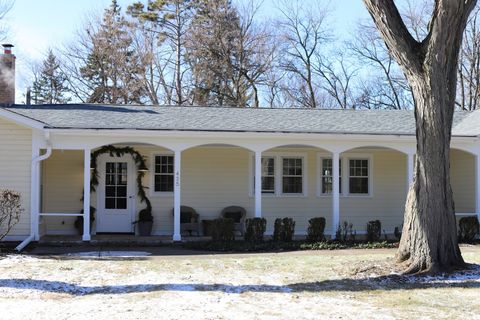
[220, 206, 246, 236]
[171, 205, 201, 236]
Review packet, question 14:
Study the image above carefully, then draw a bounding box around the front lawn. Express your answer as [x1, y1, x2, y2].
[0, 246, 478, 319]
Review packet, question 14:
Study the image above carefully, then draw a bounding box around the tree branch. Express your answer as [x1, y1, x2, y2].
[363, 0, 423, 75]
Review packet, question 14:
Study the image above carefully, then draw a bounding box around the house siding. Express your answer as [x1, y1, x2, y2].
[0, 117, 32, 238]
[41, 150, 84, 234]
[451, 149, 476, 213]
[40, 145, 476, 236]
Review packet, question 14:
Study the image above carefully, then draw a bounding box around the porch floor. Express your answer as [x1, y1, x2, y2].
[38, 235, 214, 246]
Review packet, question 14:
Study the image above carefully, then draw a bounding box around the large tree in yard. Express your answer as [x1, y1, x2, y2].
[363, 0, 477, 274]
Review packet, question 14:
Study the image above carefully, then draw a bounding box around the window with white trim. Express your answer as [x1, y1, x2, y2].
[349, 159, 369, 194]
[321, 158, 342, 194]
[154, 155, 174, 192]
[282, 157, 303, 194]
[261, 157, 275, 193]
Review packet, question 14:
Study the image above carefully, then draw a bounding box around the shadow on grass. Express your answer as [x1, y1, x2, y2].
[0, 268, 479, 296]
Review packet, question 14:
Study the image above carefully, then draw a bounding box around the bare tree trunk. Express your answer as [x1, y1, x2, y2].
[364, 0, 476, 274]
[397, 74, 464, 273]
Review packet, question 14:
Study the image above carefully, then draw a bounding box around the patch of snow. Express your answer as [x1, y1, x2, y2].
[411, 264, 480, 284]
[64, 251, 152, 258]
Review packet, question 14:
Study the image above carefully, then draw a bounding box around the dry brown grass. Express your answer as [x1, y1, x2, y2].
[0, 246, 478, 319]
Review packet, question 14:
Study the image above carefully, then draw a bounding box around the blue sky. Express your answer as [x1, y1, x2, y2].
[3, 0, 371, 99]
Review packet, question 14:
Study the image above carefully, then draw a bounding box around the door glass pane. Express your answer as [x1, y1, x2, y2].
[106, 186, 116, 197]
[116, 198, 127, 209]
[106, 163, 116, 174]
[105, 198, 116, 209]
[105, 162, 128, 210]
[106, 174, 115, 185]
[117, 186, 127, 197]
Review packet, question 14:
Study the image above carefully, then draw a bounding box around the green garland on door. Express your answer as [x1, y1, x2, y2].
[90, 145, 152, 218]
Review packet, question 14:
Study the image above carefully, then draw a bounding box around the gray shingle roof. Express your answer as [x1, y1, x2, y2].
[2, 104, 479, 136]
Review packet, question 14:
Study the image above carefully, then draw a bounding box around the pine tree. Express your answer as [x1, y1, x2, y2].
[31, 49, 70, 104]
[128, 0, 197, 105]
[186, 0, 243, 106]
[80, 0, 145, 104]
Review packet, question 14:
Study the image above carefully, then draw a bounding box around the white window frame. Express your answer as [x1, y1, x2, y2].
[250, 152, 308, 197]
[150, 151, 174, 197]
[316, 153, 373, 197]
[345, 153, 373, 197]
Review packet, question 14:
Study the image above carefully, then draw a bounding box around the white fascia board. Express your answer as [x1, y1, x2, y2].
[0, 108, 45, 130]
[46, 128, 420, 142]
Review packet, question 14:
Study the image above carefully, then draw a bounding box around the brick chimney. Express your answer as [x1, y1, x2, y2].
[0, 44, 15, 105]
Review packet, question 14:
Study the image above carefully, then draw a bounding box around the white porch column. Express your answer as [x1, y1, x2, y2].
[83, 149, 91, 241]
[476, 153, 480, 223]
[407, 152, 415, 191]
[173, 150, 182, 241]
[31, 147, 40, 241]
[332, 152, 340, 239]
[254, 150, 262, 218]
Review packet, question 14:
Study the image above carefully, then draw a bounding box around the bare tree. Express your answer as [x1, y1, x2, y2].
[276, 0, 331, 108]
[314, 51, 359, 109]
[400, 0, 432, 41]
[349, 23, 412, 110]
[458, 7, 480, 110]
[0, 189, 23, 241]
[232, 0, 276, 108]
[364, 0, 476, 274]
[62, 1, 145, 104]
[128, 0, 196, 105]
[0, 0, 13, 41]
[129, 19, 175, 105]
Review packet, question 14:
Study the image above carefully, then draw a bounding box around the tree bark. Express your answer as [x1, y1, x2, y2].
[364, 0, 477, 274]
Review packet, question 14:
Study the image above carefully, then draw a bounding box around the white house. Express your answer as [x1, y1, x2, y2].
[1, 45, 479, 249]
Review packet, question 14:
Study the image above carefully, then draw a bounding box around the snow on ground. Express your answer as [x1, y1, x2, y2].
[0, 248, 478, 319]
[64, 251, 152, 258]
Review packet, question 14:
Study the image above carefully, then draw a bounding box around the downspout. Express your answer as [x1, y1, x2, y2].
[15, 133, 52, 252]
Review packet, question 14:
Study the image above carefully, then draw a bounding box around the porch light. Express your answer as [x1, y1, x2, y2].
[138, 163, 149, 172]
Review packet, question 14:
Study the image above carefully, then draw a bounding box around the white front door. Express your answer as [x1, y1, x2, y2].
[96, 155, 135, 233]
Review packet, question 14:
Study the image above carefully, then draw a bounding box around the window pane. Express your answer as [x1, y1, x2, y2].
[349, 177, 369, 194]
[117, 174, 127, 185]
[262, 176, 275, 193]
[155, 156, 174, 173]
[322, 159, 332, 176]
[105, 186, 116, 197]
[155, 175, 173, 192]
[349, 159, 368, 177]
[283, 177, 303, 193]
[321, 158, 342, 194]
[322, 177, 332, 194]
[116, 198, 127, 209]
[118, 163, 127, 174]
[262, 158, 275, 176]
[117, 186, 127, 197]
[105, 198, 116, 209]
[106, 163, 115, 174]
[283, 158, 302, 175]
[106, 174, 115, 186]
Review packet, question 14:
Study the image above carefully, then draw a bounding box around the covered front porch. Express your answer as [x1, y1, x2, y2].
[31, 131, 480, 242]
